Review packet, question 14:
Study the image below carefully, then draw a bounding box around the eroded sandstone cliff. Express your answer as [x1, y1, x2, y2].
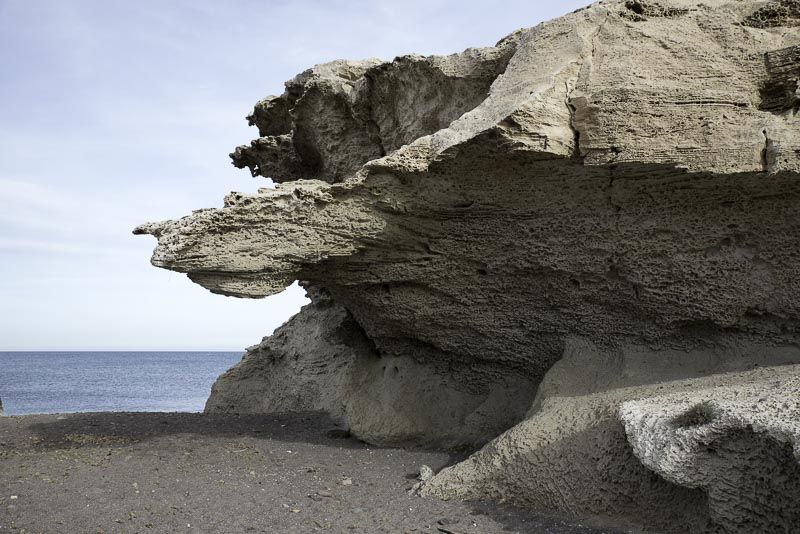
[136, 0, 800, 530]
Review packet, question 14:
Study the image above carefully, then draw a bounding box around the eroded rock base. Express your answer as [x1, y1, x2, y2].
[206, 289, 537, 449]
[421, 365, 800, 533]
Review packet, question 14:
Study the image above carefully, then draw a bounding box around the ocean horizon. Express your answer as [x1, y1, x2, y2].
[0, 351, 243, 415]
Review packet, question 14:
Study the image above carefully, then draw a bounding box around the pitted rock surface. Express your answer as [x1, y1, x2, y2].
[137, 1, 800, 530]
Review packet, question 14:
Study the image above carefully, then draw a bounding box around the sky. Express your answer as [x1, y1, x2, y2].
[0, 0, 590, 350]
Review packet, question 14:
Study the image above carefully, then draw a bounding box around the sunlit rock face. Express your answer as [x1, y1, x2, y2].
[137, 0, 800, 530]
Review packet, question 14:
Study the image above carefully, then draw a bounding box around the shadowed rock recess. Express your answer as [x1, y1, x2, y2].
[136, 1, 800, 531]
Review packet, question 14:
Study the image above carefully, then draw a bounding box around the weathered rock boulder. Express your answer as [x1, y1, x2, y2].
[422, 345, 800, 532]
[136, 0, 800, 530]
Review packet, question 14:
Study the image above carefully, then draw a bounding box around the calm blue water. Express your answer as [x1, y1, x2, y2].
[0, 352, 242, 415]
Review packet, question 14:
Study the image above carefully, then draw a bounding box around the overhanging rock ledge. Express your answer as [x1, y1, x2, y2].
[136, 1, 800, 531]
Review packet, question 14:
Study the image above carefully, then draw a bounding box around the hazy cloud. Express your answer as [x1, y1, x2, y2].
[0, 0, 590, 349]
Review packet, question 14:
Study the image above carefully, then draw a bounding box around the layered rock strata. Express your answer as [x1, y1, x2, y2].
[137, 0, 800, 530]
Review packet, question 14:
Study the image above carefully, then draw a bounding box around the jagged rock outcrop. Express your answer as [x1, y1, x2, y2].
[136, 0, 800, 531]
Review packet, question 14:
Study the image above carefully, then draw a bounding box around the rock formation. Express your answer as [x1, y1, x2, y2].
[136, 0, 800, 530]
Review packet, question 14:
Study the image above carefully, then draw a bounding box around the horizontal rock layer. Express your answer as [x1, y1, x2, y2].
[137, 0, 800, 531]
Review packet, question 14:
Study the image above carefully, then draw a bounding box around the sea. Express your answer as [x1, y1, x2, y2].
[0, 352, 243, 415]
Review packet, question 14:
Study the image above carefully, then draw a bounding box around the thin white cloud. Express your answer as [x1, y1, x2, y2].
[0, 237, 91, 253]
[0, 178, 70, 210]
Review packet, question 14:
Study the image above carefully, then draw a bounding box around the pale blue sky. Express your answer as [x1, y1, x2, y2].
[0, 0, 590, 350]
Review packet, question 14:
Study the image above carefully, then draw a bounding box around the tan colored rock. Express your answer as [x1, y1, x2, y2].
[619, 375, 800, 532]
[421, 365, 800, 532]
[203, 289, 361, 419]
[136, 0, 800, 529]
[205, 288, 536, 448]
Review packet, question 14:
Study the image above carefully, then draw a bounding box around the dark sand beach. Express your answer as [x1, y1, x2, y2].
[0, 412, 616, 533]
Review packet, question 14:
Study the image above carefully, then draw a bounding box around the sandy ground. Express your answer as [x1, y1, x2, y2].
[0, 412, 622, 533]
